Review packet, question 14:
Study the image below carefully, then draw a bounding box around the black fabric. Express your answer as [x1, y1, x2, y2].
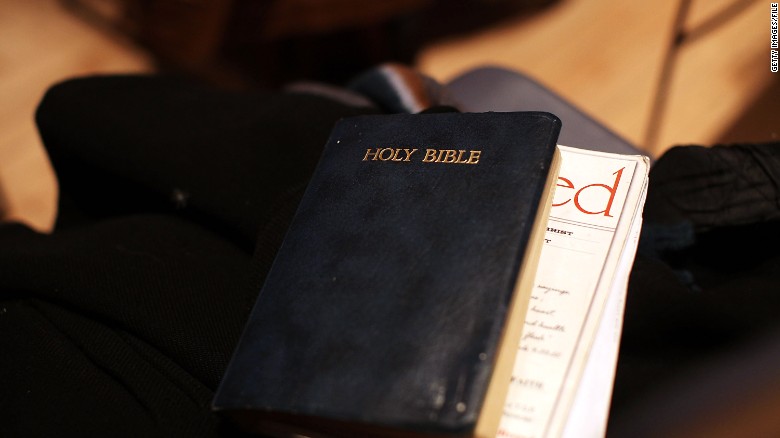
[0, 75, 375, 437]
[643, 143, 780, 232]
[608, 142, 780, 436]
[39, 75, 375, 249]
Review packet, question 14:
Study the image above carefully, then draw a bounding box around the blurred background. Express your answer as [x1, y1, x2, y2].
[0, 0, 777, 229]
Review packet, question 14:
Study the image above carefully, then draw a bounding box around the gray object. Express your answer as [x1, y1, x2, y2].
[447, 66, 650, 161]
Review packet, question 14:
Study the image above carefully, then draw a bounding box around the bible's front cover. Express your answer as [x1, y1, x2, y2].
[214, 111, 561, 437]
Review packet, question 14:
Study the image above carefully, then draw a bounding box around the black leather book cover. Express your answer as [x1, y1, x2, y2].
[213, 111, 561, 436]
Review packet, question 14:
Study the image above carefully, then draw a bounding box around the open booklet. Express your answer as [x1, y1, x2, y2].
[498, 145, 649, 438]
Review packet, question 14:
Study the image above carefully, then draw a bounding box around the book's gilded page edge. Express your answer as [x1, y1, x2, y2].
[474, 147, 562, 438]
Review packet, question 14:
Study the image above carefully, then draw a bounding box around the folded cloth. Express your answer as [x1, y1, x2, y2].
[609, 141, 780, 436]
[0, 74, 377, 437]
[644, 142, 780, 230]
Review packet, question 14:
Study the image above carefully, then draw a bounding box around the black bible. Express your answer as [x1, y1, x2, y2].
[213, 111, 562, 437]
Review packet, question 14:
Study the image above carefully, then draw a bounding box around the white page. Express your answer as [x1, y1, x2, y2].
[561, 212, 644, 438]
[498, 146, 648, 438]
